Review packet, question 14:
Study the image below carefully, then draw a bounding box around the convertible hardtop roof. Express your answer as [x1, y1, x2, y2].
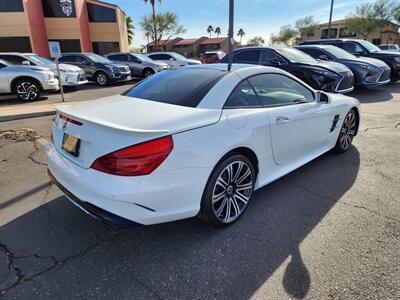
[185, 63, 288, 77]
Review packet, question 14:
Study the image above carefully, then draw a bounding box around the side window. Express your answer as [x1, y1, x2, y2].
[0, 62, 6, 69]
[109, 54, 125, 61]
[300, 48, 323, 59]
[59, 56, 73, 63]
[234, 50, 261, 63]
[0, 55, 25, 65]
[149, 54, 161, 60]
[248, 74, 314, 107]
[162, 54, 173, 60]
[129, 55, 140, 62]
[260, 50, 283, 64]
[224, 80, 261, 108]
[340, 42, 364, 55]
[75, 56, 89, 63]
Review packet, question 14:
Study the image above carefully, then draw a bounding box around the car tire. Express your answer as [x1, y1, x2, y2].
[334, 109, 358, 153]
[198, 154, 256, 227]
[95, 71, 109, 86]
[14, 79, 41, 101]
[142, 68, 155, 78]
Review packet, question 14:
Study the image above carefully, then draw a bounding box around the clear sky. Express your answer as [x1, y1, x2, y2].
[112, 0, 373, 47]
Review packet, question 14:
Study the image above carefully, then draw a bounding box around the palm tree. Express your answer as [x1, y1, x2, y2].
[207, 25, 214, 38]
[144, 0, 161, 50]
[237, 28, 245, 45]
[215, 27, 221, 38]
[126, 16, 134, 45]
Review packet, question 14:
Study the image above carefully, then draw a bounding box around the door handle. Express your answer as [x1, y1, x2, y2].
[276, 116, 290, 125]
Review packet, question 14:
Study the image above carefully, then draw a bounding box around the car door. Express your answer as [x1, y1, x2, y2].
[0, 62, 10, 93]
[75, 56, 94, 78]
[248, 73, 333, 165]
[128, 54, 144, 76]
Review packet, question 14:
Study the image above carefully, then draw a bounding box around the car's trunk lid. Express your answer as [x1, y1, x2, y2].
[52, 95, 221, 168]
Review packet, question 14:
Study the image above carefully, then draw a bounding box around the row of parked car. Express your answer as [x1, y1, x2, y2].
[0, 51, 202, 101]
[0, 38, 399, 101]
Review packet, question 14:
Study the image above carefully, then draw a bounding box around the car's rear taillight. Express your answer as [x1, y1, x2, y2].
[90, 135, 174, 176]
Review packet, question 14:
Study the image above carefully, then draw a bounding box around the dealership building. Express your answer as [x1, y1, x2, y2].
[0, 0, 129, 57]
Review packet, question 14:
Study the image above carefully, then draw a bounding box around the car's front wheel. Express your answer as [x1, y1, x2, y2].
[142, 68, 155, 78]
[198, 154, 255, 226]
[95, 71, 109, 86]
[334, 110, 358, 153]
[14, 79, 41, 101]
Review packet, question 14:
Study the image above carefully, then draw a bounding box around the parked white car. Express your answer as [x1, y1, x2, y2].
[378, 44, 400, 52]
[0, 53, 88, 88]
[147, 52, 201, 68]
[0, 59, 59, 101]
[47, 64, 359, 227]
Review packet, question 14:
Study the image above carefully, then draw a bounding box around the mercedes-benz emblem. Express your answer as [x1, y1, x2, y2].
[62, 122, 68, 132]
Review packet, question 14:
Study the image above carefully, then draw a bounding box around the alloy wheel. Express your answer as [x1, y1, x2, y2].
[16, 82, 39, 101]
[212, 161, 254, 223]
[339, 111, 356, 151]
[96, 73, 108, 86]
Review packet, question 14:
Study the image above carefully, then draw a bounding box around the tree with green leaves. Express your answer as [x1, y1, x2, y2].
[207, 25, 214, 38]
[247, 36, 265, 46]
[126, 16, 135, 45]
[237, 28, 245, 44]
[392, 4, 400, 23]
[344, 0, 396, 39]
[141, 12, 186, 51]
[215, 27, 221, 38]
[144, 0, 161, 50]
[270, 25, 298, 46]
[295, 16, 319, 40]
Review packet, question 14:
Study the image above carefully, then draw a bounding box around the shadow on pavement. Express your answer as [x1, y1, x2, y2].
[0, 147, 360, 299]
[349, 82, 400, 103]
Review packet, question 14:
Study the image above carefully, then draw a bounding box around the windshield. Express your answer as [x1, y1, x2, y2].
[276, 48, 317, 64]
[325, 46, 356, 59]
[134, 54, 153, 63]
[123, 68, 227, 107]
[170, 53, 188, 60]
[358, 40, 381, 53]
[86, 53, 112, 63]
[25, 55, 54, 65]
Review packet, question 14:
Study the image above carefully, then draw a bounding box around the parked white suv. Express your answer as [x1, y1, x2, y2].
[0, 59, 59, 101]
[147, 52, 201, 68]
[0, 53, 87, 88]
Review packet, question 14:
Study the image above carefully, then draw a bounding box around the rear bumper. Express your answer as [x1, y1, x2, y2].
[45, 143, 209, 225]
[48, 169, 135, 228]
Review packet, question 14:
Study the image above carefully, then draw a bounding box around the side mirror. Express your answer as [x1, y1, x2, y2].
[318, 55, 329, 61]
[316, 91, 330, 104]
[169, 57, 176, 61]
[270, 58, 281, 66]
[22, 60, 31, 66]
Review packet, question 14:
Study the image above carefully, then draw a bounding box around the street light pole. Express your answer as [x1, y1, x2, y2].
[228, 0, 234, 71]
[327, 0, 334, 39]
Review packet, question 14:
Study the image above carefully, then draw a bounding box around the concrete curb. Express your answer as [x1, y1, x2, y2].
[0, 109, 56, 122]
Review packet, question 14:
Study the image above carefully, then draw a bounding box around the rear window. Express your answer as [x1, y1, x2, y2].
[123, 68, 227, 107]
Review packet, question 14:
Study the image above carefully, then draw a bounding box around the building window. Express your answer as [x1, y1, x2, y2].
[321, 28, 338, 39]
[42, 0, 76, 18]
[92, 42, 119, 55]
[0, 0, 24, 12]
[49, 39, 81, 53]
[339, 27, 356, 38]
[87, 3, 116, 22]
[372, 38, 381, 45]
[0, 37, 31, 52]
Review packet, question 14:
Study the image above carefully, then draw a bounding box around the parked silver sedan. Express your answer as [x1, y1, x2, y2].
[0, 59, 59, 101]
[105, 52, 170, 78]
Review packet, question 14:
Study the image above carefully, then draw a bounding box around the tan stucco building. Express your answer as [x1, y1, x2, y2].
[302, 19, 400, 45]
[0, 0, 129, 57]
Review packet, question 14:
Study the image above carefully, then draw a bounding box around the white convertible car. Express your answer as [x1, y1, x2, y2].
[46, 64, 360, 227]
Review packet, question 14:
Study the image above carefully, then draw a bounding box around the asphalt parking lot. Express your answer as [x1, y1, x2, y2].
[0, 83, 399, 299]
